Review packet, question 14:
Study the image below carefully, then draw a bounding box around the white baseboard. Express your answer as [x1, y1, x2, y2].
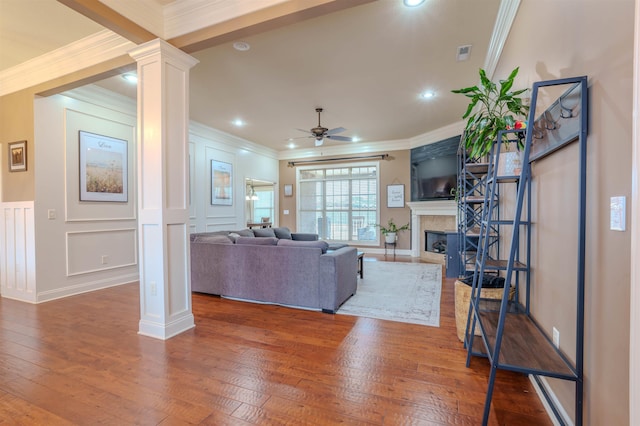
[529, 374, 573, 426]
[36, 274, 139, 303]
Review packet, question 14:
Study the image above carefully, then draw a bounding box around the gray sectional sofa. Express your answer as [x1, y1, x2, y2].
[189, 227, 357, 313]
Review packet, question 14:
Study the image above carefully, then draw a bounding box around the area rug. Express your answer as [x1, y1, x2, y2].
[338, 261, 442, 327]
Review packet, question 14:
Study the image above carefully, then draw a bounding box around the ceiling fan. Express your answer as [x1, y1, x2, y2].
[295, 108, 353, 146]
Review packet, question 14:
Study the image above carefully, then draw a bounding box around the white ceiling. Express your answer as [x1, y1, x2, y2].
[0, 0, 503, 153]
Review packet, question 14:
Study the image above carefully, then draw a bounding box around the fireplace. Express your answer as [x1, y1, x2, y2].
[425, 230, 447, 253]
[406, 201, 457, 260]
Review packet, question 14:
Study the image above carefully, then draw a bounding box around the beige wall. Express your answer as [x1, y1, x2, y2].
[495, 0, 634, 423]
[278, 149, 412, 250]
[0, 89, 35, 201]
[0, 55, 133, 202]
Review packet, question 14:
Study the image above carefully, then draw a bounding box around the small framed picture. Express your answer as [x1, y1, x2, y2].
[8, 140, 27, 172]
[387, 184, 405, 208]
[284, 184, 293, 197]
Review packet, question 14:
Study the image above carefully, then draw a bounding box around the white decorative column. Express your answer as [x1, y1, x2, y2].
[130, 39, 199, 339]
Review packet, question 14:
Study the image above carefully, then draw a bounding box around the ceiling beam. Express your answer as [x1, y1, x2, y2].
[57, 0, 158, 45]
[168, 0, 376, 54]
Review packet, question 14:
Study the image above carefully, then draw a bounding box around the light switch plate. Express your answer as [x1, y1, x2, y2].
[610, 196, 626, 231]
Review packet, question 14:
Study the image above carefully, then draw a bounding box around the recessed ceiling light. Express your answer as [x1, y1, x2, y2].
[351, 136, 361, 142]
[122, 73, 138, 84]
[403, 0, 426, 7]
[232, 119, 245, 127]
[233, 41, 251, 51]
[421, 91, 435, 99]
[288, 142, 296, 149]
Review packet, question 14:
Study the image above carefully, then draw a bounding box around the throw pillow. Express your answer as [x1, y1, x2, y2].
[235, 236, 279, 245]
[193, 235, 233, 245]
[277, 239, 330, 254]
[253, 228, 277, 238]
[227, 232, 241, 243]
[233, 229, 255, 237]
[273, 227, 292, 239]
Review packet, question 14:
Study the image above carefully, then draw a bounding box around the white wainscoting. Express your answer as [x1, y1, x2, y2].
[0, 202, 37, 303]
[66, 228, 137, 276]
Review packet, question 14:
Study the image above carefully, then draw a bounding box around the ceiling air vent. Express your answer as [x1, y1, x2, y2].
[456, 45, 472, 61]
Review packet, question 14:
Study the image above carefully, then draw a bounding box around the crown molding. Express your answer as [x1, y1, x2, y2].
[277, 138, 410, 161]
[0, 30, 135, 97]
[277, 120, 468, 161]
[484, 0, 521, 79]
[129, 38, 199, 69]
[189, 121, 279, 160]
[409, 121, 466, 148]
[62, 84, 137, 116]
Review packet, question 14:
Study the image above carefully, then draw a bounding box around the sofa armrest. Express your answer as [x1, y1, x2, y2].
[291, 232, 319, 241]
[318, 246, 357, 312]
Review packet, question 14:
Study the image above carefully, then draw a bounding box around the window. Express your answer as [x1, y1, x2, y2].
[298, 163, 378, 243]
[246, 179, 274, 224]
[252, 187, 274, 223]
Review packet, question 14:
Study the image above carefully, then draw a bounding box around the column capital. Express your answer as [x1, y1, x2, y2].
[129, 38, 199, 70]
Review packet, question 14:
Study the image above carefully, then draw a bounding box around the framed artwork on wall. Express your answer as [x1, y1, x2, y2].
[79, 131, 128, 202]
[211, 160, 233, 205]
[8, 140, 27, 172]
[387, 184, 405, 208]
[284, 184, 293, 197]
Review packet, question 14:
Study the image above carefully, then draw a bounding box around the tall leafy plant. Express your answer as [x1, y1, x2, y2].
[452, 67, 529, 158]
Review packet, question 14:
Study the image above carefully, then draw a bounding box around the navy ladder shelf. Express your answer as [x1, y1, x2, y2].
[456, 137, 499, 277]
[464, 76, 587, 426]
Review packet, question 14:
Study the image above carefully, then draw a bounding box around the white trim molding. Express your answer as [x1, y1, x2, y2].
[0, 30, 136, 97]
[629, 1, 640, 424]
[484, 0, 522, 79]
[406, 201, 457, 257]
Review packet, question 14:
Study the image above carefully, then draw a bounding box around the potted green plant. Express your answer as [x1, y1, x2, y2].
[376, 218, 410, 244]
[451, 67, 529, 159]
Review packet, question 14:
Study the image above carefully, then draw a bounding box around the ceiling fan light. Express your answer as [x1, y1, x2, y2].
[315, 139, 324, 147]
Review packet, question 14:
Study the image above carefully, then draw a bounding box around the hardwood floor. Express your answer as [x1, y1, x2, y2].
[0, 256, 552, 425]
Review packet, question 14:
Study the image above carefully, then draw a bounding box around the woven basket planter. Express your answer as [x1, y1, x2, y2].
[454, 279, 515, 343]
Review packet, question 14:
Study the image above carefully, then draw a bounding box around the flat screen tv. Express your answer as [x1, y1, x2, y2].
[410, 135, 460, 201]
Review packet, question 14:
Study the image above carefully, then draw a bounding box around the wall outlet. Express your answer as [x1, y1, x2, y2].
[101, 255, 109, 265]
[552, 327, 560, 348]
[47, 209, 56, 220]
[150, 282, 157, 296]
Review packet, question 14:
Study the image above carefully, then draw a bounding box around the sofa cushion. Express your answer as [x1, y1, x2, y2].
[190, 231, 231, 242]
[291, 232, 319, 241]
[277, 239, 329, 253]
[327, 242, 349, 251]
[193, 235, 233, 244]
[253, 228, 277, 238]
[273, 227, 292, 240]
[233, 229, 255, 237]
[236, 236, 279, 245]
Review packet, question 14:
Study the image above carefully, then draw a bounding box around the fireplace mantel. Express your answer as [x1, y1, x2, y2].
[406, 200, 457, 216]
[407, 201, 458, 257]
